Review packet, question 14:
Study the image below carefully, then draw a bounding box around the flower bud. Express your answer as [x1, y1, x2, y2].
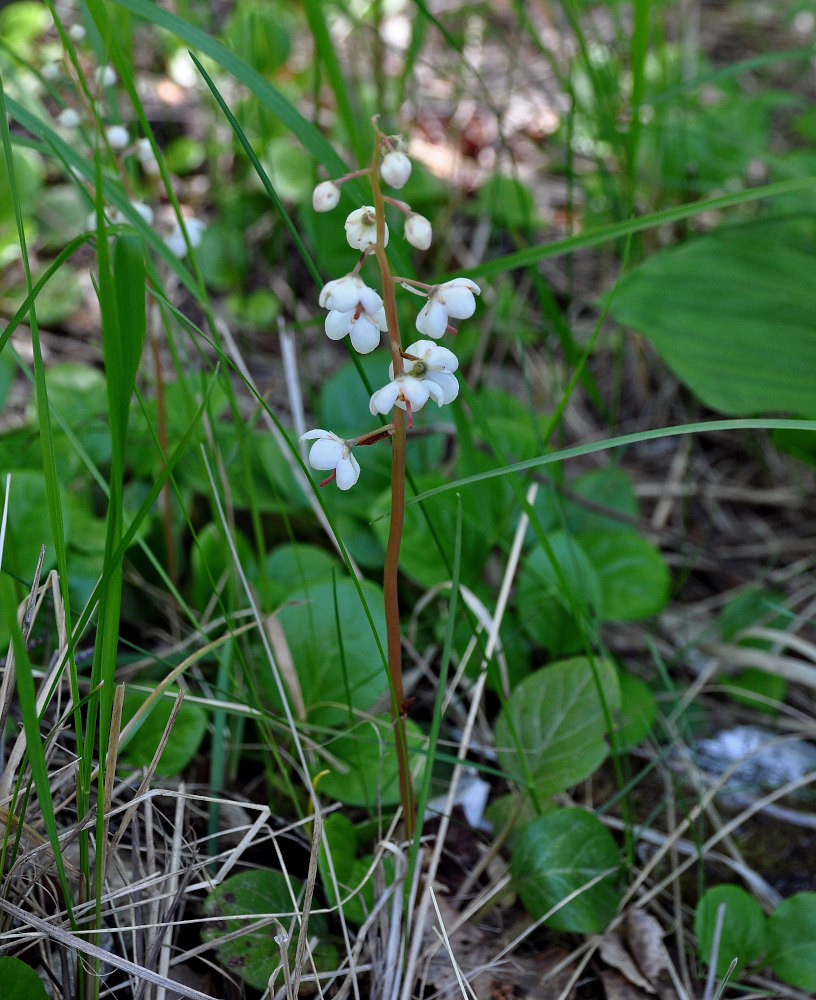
[106, 124, 130, 150]
[380, 150, 411, 189]
[312, 180, 341, 212]
[58, 108, 81, 129]
[96, 65, 117, 88]
[404, 213, 432, 251]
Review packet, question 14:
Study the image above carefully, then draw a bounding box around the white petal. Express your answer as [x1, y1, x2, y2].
[427, 344, 459, 372]
[399, 377, 431, 410]
[358, 285, 384, 315]
[349, 313, 382, 354]
[301, 428, 332, 441]
[308, 438, 344, 471]
[335, 453, 361, 490]
[415, 299, 447, 339]
[370, 380, 401, 415]
[441, 285, 476, 320]
[427, 371, 459, 404]
[322, 275, 360, 312]
[325, 309, 353, 340]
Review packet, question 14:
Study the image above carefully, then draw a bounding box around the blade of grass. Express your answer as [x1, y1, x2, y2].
[406, 418, 816, 505]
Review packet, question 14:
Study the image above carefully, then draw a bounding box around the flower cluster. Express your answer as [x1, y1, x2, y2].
[301, 133, 481, 490]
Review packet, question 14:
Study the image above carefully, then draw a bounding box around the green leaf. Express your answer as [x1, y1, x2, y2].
[615, 670, 657, 751]
[317, 715, 427, 807]
[0, 470, 68, 579]
[721, 668, 786, 715]
[203, 870, 334, 991]
[511, 809, 621, 932]
[267, 578, 386, 726]
[564, 466, 639, 535]
[119, 688, 208, 777]
[262, 542, 342, 607]
[695, 884, 766, 979]
[319, 812, 394, 925]
[0, 956, 50, 1000]
[767, 892, 816, 990]
[609, 227, 816, 416]
[577, 529, 670, 621]
[494, 656, 620, 798]
[517, 531, 603, 655]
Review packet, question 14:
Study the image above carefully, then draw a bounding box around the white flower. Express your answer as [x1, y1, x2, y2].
[301, 429, 361, 490]
[319, 273, 387, 354]
[415, 277, 481, 339]
[380, 150, 411, 189]
[165, 217, 206, 257]
[369, 339, 459, 415]
[312, 180, 340, 212]
[404, 213, 432, 251]
[42, 62, 60, 81]
[96, 65, 117, 88]
[68, 23, 86, 41]
[58, 108, 80, 128]
[345, 206, 388, 252]
[106, 124, 130, 150]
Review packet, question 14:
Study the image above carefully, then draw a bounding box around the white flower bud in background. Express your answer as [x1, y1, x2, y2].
[96, 65, 117, 88]
[106, 124, 130, 150]
[312, 180, 340, 212]
[404, 213, 432, 251]
[380, 149, 411, 189]
[68, 23, 86, 41]
[111, 202, 154, 226]
[58, 108, 81, 128]
[135, 137, 160, 176]
[165, 217, 206, 258]
[42, 61, 60, 80]
[345, 206, 387, 252]
[301, 429, 361, 490]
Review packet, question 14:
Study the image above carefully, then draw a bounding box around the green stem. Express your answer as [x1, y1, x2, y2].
[370, 131, 415, 840]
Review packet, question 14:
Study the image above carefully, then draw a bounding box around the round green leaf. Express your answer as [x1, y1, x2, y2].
[577, 529, 670, 621]
[268, 578, 386, 726]
[494, 657, 620, 797]
[512, 809, 622, 932]
[614, 670, 657, 751]
[564, 466, 639, 535]
[0, 956, 49, 1000]
[317, 715, 427, 806]
[695, 884, 766, 978]
[517, 532, 603, 654]
[119, 688, 207, 777]
[203, 870, 333, 991]
[767, 892, 816, 990]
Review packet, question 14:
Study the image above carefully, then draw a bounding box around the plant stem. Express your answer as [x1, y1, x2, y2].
[370, 133, 415, 840]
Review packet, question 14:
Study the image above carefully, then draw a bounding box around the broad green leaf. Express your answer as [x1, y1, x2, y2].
[564, 466, 639, 535]
[609, 228, 816, 416]
[511, 809, 621, 932]
[319, 812, 394, 925]
[577, 529, 670, 621]
[203, 870, 334, 991]
[0, 956, 49, 1000]
[615, 670, 657, 751]
[494, 656, 620, 797]
[767, 892, 816, 990]
[119, 688, 207, 777]
[721, 668, 786, 715]
[517, 531, 603, 655]
[317, 715, 427, 807]
[0, 470, 68, 579]
[695, 884, 766, 978]
[268, 578, 386, 726]
[262, 542, 342, 607]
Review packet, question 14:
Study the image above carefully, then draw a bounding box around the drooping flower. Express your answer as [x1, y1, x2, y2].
[96, 65, 117, 88]
[106, 124, 130, 150]
[415, 277, 481, 339]
[345, 206, 388, 252]
[404, 213, 432, 251]
[301, 429, 361, 490]
[165, 217, 206, 258]
[58, 108, 81, 128]
[313, 180, 341, 212]
[319, 273, 387, 354]
[369, 340, 459, 416]
[380, 149, 411, 189]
